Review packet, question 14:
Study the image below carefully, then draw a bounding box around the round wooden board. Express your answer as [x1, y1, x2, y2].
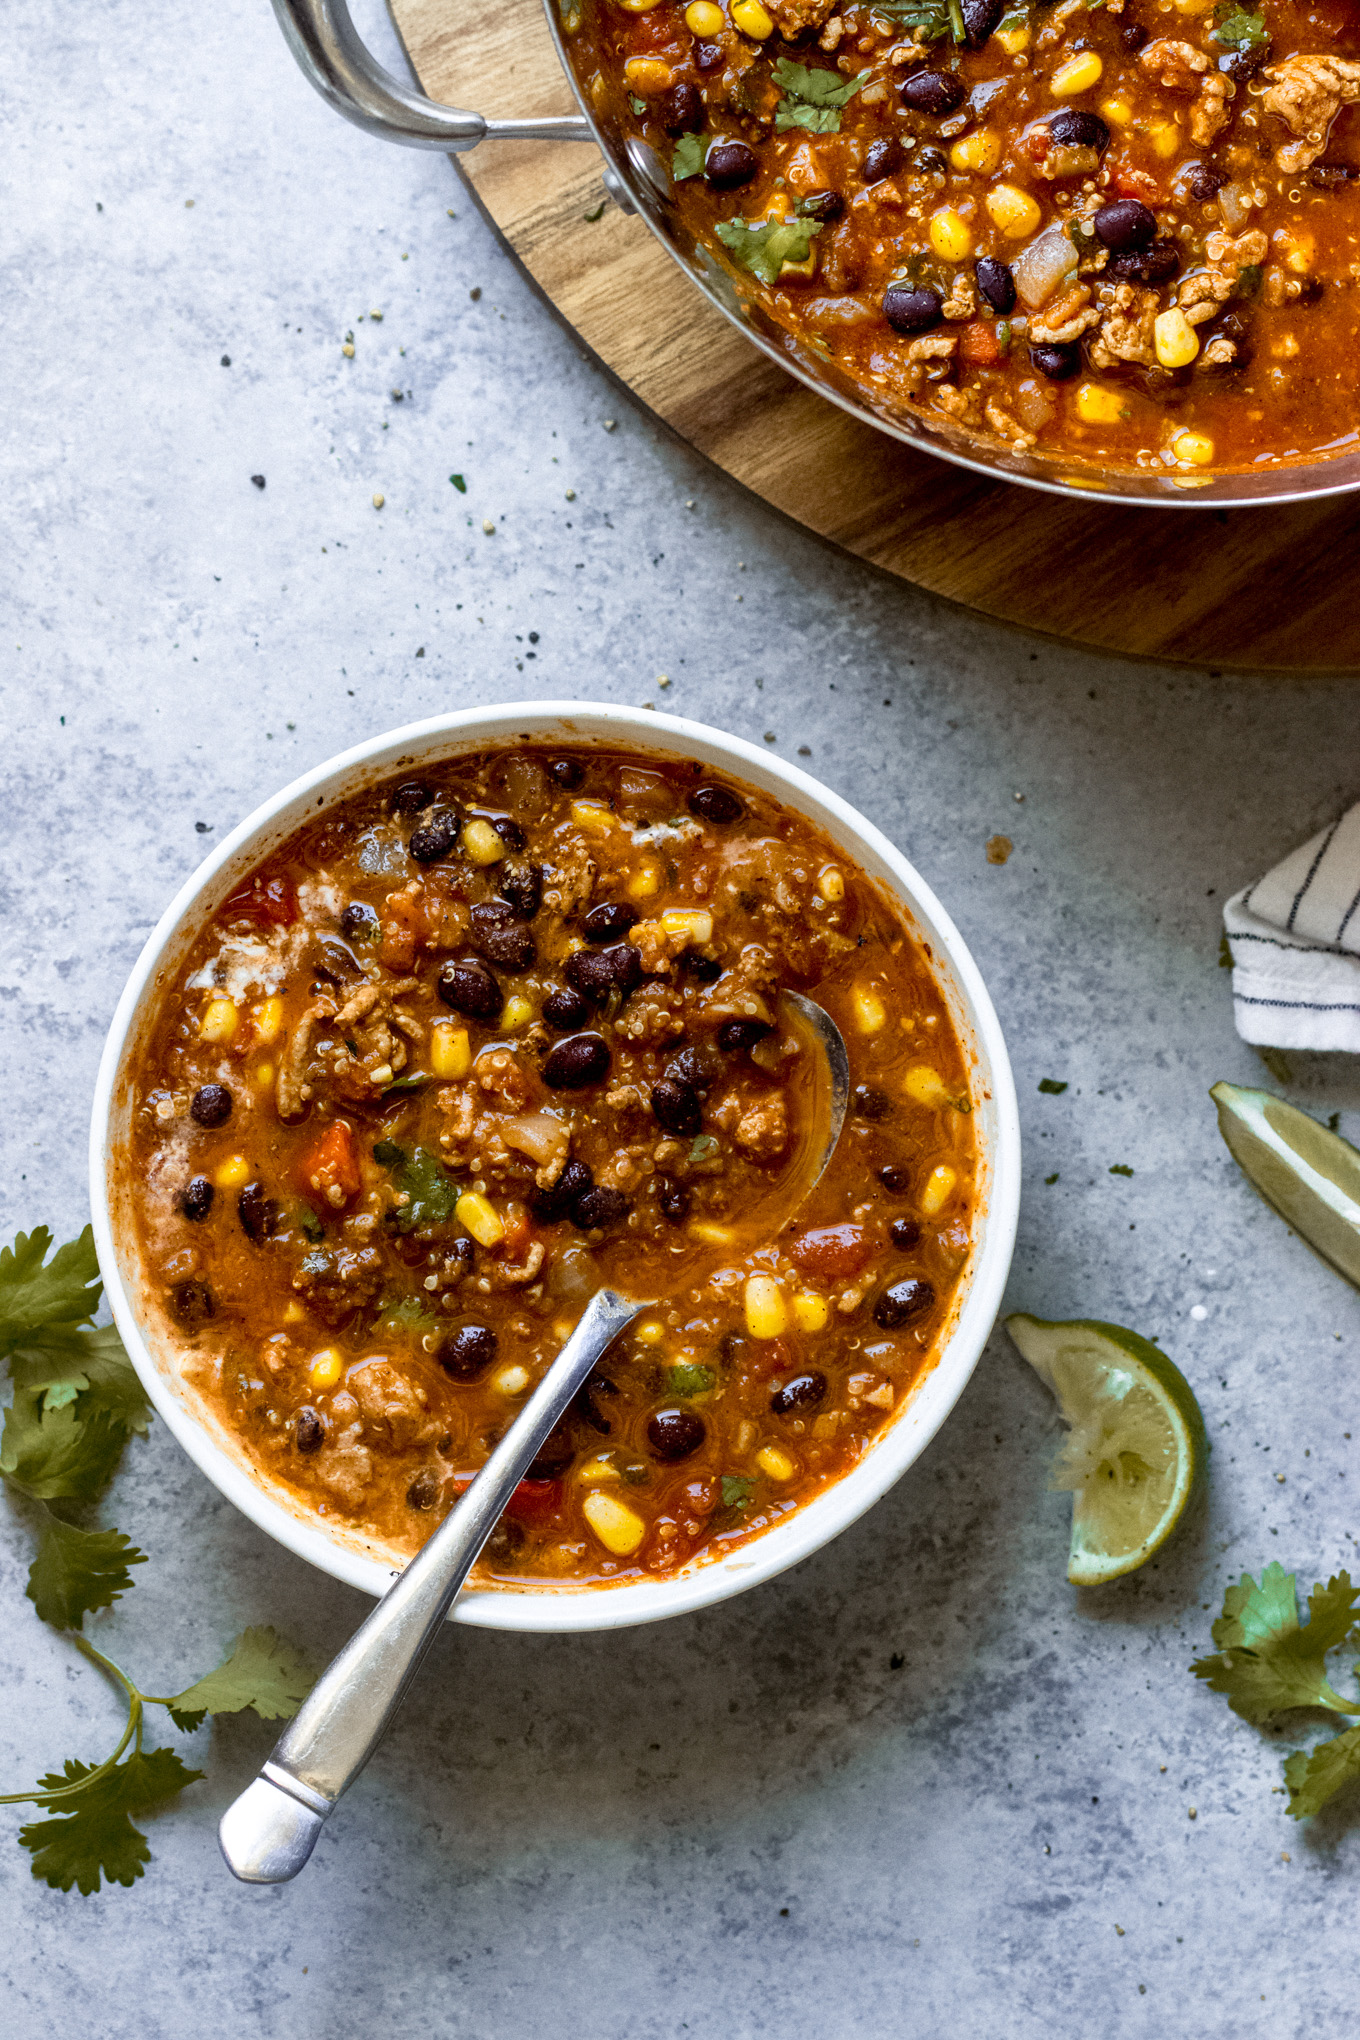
[389, 0, 1360, 672]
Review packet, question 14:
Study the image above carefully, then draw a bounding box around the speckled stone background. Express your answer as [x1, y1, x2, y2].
[5, 2, 1360, 2032]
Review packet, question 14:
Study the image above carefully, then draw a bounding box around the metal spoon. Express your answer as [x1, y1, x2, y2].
[219, 998, 848, 1883]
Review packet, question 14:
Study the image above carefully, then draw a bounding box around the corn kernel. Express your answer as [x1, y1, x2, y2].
[1278, 231, 1314, 274]
[456, 1191, 505, 1247]
[308, 1348, 344, 1391]
[1154, 306, 1199, 368]
[744, 1274, 788, 1340]
[817, 865, 845, 903]
[1147, 118, 1180, 160]
[282, 1301, 306, 1324]
[920, 1164, 958, 1216]
[635, 1319, 666, 1344]
[731, 0, 774, 35]
[570, 799, 617, 835]
[985, 183, 1041, 238]
[660, 907, 714, 945]
[627, 863, 661, 899]
[1099, 95, 1133, 127]
[1271, 332, 1300, 359]
[254, 994, 284, 1045]
[950, 130, 1001, 175]
[756, 1444, 796, 1482]
[1171, 429, 1215, 466]
[582, 1489, 647, 1555]
[502, 994, 533, 1031]
[1172, 0, 1214, 13]
[853, 983, 886, 1034]
[492, 1363, 531, 1396]
[620, 0, 661, 9]
[792, 1292, 829, 1333]
[685, 0, 725, 27]
[1074, 380, 1128, 426]
[623, 56, 674, 93]
[690, 1221, 735, 1246]
[254, 1060, 275, 1090]
[579, 1454, 621, 1484]
[1050, 50, 1103, 96]
[929, 207, 973, 261]
[214, 1153, 251, 1189]
[996, 20, 1030, 52]
[904, 1063, 950, 1107]
[199, 996, 238, 1043]
[462, 819, 505, 866]
[430, 1022, 471, 1079]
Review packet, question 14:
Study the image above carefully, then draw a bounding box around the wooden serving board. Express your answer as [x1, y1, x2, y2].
[389, 0, 1360, 672]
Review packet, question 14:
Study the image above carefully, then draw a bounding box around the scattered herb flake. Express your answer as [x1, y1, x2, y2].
[668, 1363, 716, 1398]
[689, 1134, 721, 1163]
[673, 132, 706, 182]
[715, 215, 822, 287]
[449, 473, 467, 492]
[372, 1141, 461, 1231]
[1211, 1, 1268, 48]
[771, 58, 869, 134]
[584, 200, 607, 223]
[721, 1474, 757, 1510]
[1044, 1172, 1060, 1185]
[1218, 933, 1233, 968]
[1109, 1163, 1134, 1177]
[1038, 1078, 1068, 1095]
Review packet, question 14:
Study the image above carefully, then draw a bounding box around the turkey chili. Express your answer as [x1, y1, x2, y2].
[568, 0, 1360, 474]
[127, 748, 977, 1589]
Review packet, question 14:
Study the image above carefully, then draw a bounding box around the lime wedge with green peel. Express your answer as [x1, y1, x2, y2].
[1211, 1081, 1360, 1289]
[1006, 1315, 1207, 1586]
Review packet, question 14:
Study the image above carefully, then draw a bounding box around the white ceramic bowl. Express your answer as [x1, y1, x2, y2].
[91, 702, 1020, 1632]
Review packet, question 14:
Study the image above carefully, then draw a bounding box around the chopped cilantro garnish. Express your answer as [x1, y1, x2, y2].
[584, 201, 607, 223]
[996, 1, 1028, 25]
[1236, 262, 1264, 299]
[869, 0, 955, 39]
[1211, 1, 1268, 49]
[381, 1072, 427, 1098]
[449, 472, 467, 492]
[668, 1363, 716, 1398]
[629, 93, 647, 115]
[1038, 1078, 1068, 1095]
[771, 58, 869, 135]
[1043, 1172, 1059, 1185]
[689, 1133, 721, 1163]
[673, 132, 706, 182]
[715, 215, 822, 287]
[1109, 1163, 1134, 1177]
[373, 1140, 461, 1231]
[720, 1474, 757, 1510]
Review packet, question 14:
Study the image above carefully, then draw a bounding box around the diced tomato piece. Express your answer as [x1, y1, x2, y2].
[297, 1121, 362, 1211]
[222, 872, 296, 928]
[379, 889, 426, 971]
[749, 1335, 792, 1380]
[500, 1204, 532, 1261]
[503, 1478, 562, 1525]
[960, 321, 1003, 365]
[789, 1223, 869, 1279]
[1110, 165, 1161, 204]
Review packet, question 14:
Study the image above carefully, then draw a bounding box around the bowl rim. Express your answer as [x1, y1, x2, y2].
[90, 700, 1021, 1632]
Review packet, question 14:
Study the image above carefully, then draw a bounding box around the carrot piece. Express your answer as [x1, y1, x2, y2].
[297, 1120, 362, 1211]
[960, 320, 1003, 365]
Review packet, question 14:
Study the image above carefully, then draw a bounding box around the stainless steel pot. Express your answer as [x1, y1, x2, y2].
[271, 0, 1360, 507]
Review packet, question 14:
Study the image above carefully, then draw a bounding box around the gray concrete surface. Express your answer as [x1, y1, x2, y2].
[4, 2, 1359, 2033]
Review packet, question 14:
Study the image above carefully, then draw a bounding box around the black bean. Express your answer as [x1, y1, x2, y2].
[390, 779, 433, 816]
[861, 136, 905, 183]
[873, 1277, 936, 1328]
[771, 1370, 828, 1415]
[1046, 108, 1109, 152]
[1093, 198, 1156, 252]
[295, 1406, 326, 1454]
[437, 956, 503, 1021]
[664, 1041, 719, 1091]
[656, 1175, 691, 1223]
[529, 1431, 574, 1480]
[576, 1376, 614, 1434]
[190, 1083, 232, 1129]
[543, 1032, 612, 1089]
[169, 1278, 215, 1326]
[574, 1184, 630, 1230]
[469, 900, 535, 971]
[181, 1176, 214, 1222]
[1309, 161, 1356, 190]
[694, 38, 725, 71]
[884, 285, 943, 336]
[564, 942, 642, 1004]
[409, 810, 461, 864]
[498, 861, 542, 919]
[901, 70, 965, 116]
[705, 139, 758, 192]
[879, 1162, 912, 1193]
[890, 1217, 922, 1249]
[1120, 20, 1147, 50]
[542, 984, 591, 1032]
[238, 1182, 281, 1243]
[915, 144, 948, 175]
[688, 781, 744, 823]
[961, 0, 1003, 45]
[717, 1017, 773, 1053]
[647, 1407, 706, 1461]
[1106, 237, 1180, 285]
[1219, 43, 1268, 81]
[407, 1467, 441, 1510]
[549, 756, 585, 788]
[1188, 161, 1227, 202]
[854, 1085, 891, 1122]
[312, 937, 363, 984]
[487, 815, 524, 854]
[801, 188, 844, 222]
[439, 1322, 497, 1380]
[530, 1157, 594, 1222]
[679, 947, 722, 982]
[1030, 341, 1081, 381]
[662, 81, 704, 135]
[340, 899, 380, 943]
[584, 900, 639, 942]
[652, 1078, 702, 1137]
[975, 255, 1016, 315]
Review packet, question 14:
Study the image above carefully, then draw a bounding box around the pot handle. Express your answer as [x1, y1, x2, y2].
[270, 0, 596, 151]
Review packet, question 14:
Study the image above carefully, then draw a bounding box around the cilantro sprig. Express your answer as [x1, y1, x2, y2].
[673, 132, 706, 183]
[373, 1139, 462, 1231]
[1210, 1, 1268, 50]
[771, 58, 870, 135]
[868, 0, 964, 40]
[0, 1224, 313, 1891]
[715, 215, 822, 287]
[1191, 1563, 1360, 1818]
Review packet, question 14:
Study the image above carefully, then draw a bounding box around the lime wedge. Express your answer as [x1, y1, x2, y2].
[1006, 1315, 1206, 1586]
[1211, 1081, 1360, 1289]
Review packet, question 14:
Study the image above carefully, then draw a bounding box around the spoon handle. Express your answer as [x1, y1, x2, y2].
[218, 1286, 645, 1883]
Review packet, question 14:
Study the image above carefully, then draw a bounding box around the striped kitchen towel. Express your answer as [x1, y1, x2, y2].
[1224, 804, 1360, 1052]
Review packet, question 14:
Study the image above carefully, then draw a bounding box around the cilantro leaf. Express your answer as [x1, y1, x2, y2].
[8, 1320, 151, 1434]
[673, 132, 706, 182]
[1191, 1565, 1360, 1724]
[380, 1073, 427, 1098]
[19, 1748, 203, 1894]
[772, 58, 869, 134]
[868, 0, 954, 40]
[667, 1362, 716, 1397]
[378, 1293, 442, 1338]
[1211, 1, 1268, 49]
[720, 1474, 756, 1509]
[161, 1626, 314, 1734]
[715, 216, 822, 287]
[1038, 1078, 1068, 1095]
[1284, 1726, 1360, 1819]
[26, 1517, 148, 1630]
[1, 1391, 128, 1503]
[0, 1227, 102, 1356]
[372, 1140, 461, 1231]
[1109, 1163, 1134, 1177]
[449, 472, 466, 492]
